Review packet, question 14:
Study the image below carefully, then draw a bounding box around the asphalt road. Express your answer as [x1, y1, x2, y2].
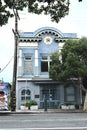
[0, 113, 87, 130]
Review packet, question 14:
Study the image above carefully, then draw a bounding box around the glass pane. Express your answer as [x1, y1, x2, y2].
[21, 97, 25, 101]
[41, 61, 48, 72]
[21, 90, 26, 95]
[42, 56, 48, 60]
[66, 86, 74, 94]
[50, 88, 56, 100]
[25, 55, 31, 61]
[26, 90, 30, 95]
[26, 96, 31, 100]
[66, 95, 75, 102]
[24, 61, 32, 73]
[25, 57, 31, 60]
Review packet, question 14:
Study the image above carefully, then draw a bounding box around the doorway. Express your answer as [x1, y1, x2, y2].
[40, 84, 60, 109]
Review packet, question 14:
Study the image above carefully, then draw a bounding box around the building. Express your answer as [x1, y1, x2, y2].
[16, 27, 81, 110]
[0, 81, 11, 110]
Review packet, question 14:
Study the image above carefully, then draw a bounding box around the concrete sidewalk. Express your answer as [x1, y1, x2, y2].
[0, 109, 85, 114]
[15, 109, 85, 113]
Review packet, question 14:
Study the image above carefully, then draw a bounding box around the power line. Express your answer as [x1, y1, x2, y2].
[0, 56, 13, 74]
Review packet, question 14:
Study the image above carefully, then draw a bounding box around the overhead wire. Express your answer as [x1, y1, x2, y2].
[0, 56, 13, 74]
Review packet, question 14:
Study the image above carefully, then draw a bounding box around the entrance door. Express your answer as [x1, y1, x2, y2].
[40, 84, 60, 109]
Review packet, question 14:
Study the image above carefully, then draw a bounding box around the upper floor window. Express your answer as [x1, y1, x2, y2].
[41, 55, 52, 72]
[24, 54, 32, 74]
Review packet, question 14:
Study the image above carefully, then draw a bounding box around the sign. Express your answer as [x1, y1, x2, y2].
[0, 85, 5, 89]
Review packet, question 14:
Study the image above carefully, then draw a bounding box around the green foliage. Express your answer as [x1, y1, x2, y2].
[25, 100, 37, 107]
[4, 0, 28, 10]
[49, 52, 63, 80]
[49, 37, 87, 82]
[0, 1, 13, 26]
[0, 0, 70, 26]
[28, 0, 70, 23]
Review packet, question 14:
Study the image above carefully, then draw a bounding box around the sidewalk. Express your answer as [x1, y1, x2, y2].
[15, 109, 85, 113]
[0, 109, 86, 114]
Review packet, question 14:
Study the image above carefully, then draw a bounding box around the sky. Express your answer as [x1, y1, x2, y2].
[0, 0, 87, 83]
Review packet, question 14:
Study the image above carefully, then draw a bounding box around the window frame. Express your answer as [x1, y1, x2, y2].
[40, 54, 52, 74]
[21, 89, 31, 101]
[65, 85, 76, 102]
[23, 54, 32, 74]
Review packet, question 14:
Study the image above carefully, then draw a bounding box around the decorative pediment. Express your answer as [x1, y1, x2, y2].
[36, 30, 62, 38]
[34, 27, 63, 38]
[18, 27, 77, 43]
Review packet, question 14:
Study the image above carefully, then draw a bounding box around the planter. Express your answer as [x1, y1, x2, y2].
[61, 105, 75, 110]
[20, 105, 28, 110]
[61, 105, 69, 110]
[30, 105, 38, 110]
[20, 105, 25, 110]
[69, 105, 75, 109]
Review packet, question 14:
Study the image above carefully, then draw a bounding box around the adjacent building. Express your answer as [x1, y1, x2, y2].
[16, 27, 81, 110]
[0, 81, 11, 110]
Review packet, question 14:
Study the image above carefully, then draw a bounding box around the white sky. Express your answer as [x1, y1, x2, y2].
[0, 0, 87, 83]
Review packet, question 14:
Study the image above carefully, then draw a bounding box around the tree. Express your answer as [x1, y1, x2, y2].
[0, 0, 70, 26]
[49, 37, 87, 110]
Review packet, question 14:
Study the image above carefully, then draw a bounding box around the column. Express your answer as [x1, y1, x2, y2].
[18, 49, 22, 76]
[34, 48, 38, 76]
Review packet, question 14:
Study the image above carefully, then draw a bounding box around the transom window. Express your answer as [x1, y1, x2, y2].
[41, 55, 52, 72]
[21, 89, 31, 101]
[24, 54, 32, 74]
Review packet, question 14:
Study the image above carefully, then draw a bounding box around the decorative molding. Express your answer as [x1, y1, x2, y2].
[36, 30, 62, 38]
[44, 36, 53, 44]
[19, 37, 41, 42]
[55, 38, 67, 42]
[18, 42, 38, 47]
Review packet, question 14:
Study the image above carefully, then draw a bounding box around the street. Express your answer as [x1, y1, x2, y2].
[0, 113, 87, 130]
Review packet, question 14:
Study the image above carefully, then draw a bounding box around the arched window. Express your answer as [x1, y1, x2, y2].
[21, 89, 31, 101]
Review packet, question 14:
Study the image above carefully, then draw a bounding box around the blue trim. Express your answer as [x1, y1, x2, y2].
[19, 27, 63, 38]
[19, 27, 77, 39]
[34, 27, 63, 37]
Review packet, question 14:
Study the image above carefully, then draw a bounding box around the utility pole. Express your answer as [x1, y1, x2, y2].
[11, 9, 19, 111]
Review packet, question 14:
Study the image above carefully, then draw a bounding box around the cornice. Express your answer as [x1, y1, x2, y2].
[19, 37, 42, 42]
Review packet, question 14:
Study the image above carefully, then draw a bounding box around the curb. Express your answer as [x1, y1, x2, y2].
[0, 109, 86, 114]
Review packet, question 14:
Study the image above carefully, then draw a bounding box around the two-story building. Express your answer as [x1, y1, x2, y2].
[16, 27, 82, 110]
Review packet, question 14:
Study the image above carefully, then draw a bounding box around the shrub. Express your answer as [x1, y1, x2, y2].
[29, 100, 37, 106]
[25, 100, 37, 108]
